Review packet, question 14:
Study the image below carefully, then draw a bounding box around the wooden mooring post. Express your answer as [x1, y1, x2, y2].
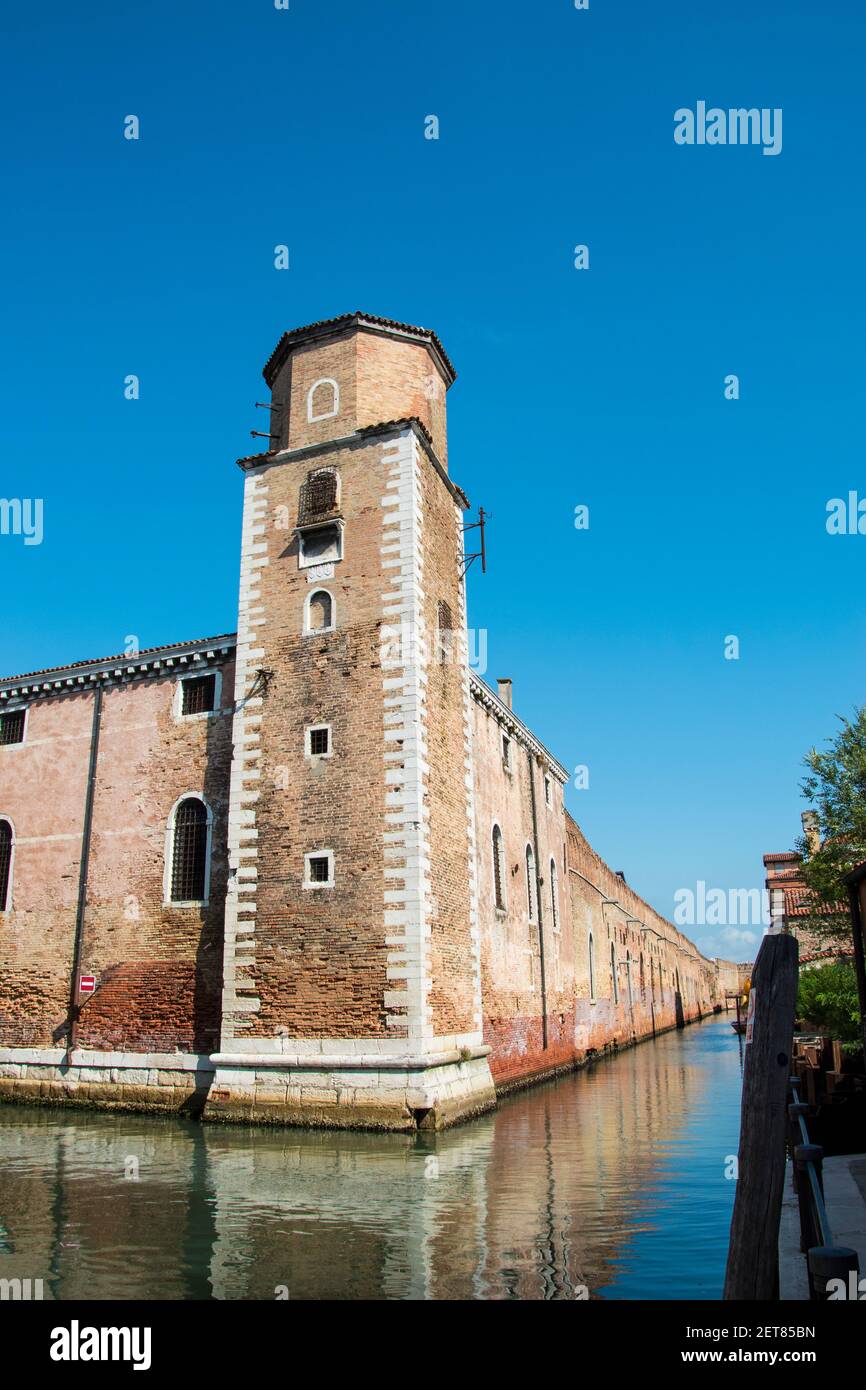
[724, 931, 799, 1300]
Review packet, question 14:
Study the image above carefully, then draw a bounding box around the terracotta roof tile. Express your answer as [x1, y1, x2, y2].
[262, 311, 457, 388]
[0, 634, 237, 685]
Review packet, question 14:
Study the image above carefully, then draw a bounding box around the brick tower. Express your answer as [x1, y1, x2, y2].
[207, 313, 496, 1129]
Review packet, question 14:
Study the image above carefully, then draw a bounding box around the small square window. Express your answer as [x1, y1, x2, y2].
[304, 850, 334, 888]
[181, 674, 216, 716]
[298, 522, 343, 569]
[309, 726, 330, 756]
[0, 709, 26, 745]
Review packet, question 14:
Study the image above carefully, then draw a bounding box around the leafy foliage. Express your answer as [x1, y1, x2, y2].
[796, 707, 866, 940]
[796, 961, 862, 1043]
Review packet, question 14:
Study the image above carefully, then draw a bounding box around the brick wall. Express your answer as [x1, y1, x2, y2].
[234, 434, 394, 1039]
[471, 686, 720, 1088]
[0, 655, 234, 1054]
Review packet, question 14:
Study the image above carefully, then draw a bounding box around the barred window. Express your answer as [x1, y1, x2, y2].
[170, 797, 209, 903]
[309, 726, 330, 756]
[611, 942, 619, 1004]
[304, 850, 334, 887]
[492, 824, 505, 911]
[181, 674, 216, 716]
[436, 600, 453, 663]
[589, 931, 596, 1003]
[0, 710, 25, 745]
[0, 820, 12, 910]
[298, 468, 339, 524]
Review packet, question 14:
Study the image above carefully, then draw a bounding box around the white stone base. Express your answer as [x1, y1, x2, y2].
[204, 1052, 497, 1131]
[0, 1045, 497, 1131]
[0, 1049, 213, 1114]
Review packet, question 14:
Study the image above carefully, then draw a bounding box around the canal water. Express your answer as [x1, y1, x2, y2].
[0, 1015, 744, 1300]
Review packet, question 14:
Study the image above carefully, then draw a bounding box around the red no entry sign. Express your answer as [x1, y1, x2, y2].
[78, 974, 96, 996]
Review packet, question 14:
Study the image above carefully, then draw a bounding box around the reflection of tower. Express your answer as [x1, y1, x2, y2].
[208, 314, 496, 1130]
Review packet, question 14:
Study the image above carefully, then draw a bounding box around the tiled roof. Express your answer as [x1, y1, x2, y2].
[262, 312, 457, 388]
[763, 852, 800, 865]
[0, 635, 237, 687]
[236, 416, 435, 470]
[783, 887, 847, 918]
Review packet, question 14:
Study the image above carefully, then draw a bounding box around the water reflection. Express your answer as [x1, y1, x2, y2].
[0, 1017, 742, 1300]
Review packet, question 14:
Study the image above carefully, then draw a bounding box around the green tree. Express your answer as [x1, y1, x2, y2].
[796, 961, 861, 1043]
[797, 707, 866, 942]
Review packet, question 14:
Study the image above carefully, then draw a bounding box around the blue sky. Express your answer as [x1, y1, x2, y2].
[3, 0, 864, 958]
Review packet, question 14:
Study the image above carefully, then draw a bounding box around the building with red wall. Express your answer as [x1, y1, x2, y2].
[0, 314, 728, 1129]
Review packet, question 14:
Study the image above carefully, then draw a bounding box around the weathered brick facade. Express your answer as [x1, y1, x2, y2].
[0, 313, 730, 1129]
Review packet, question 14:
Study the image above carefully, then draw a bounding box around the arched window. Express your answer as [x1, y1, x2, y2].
[650, 958, 655, 1001]
[640, 952, 645, 994]
[168, 797, 211, 904]
[549, 858, 559, 932]
[525, 844, 536, 921]
[588, 931, 596, 1003]
[611, 941, 619, 1004]
[305, 588, 334, 634]
[492, 824, 505, 911]
[306, 377, 340, 423]
[0, 819, 13, 911]
[626, 950, 633, 1006]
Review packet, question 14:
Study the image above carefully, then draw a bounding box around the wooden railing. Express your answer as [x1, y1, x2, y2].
[787, 1077, 860, 1299]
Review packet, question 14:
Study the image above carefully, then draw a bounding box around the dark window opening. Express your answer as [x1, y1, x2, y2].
[0, 820, 12, 910]
[0, 710, 26, 745]
[309, 727, 330, 756]
[436, 600, 453, 663]
[493, 825, 505, 910]
[171, 798, 208, 902]
[181, 674, 216, 716]
[308, 855, 331, 883]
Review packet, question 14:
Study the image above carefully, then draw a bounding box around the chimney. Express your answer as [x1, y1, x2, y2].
[801, 810, 820, 855]
[497, 678, 512, 709]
